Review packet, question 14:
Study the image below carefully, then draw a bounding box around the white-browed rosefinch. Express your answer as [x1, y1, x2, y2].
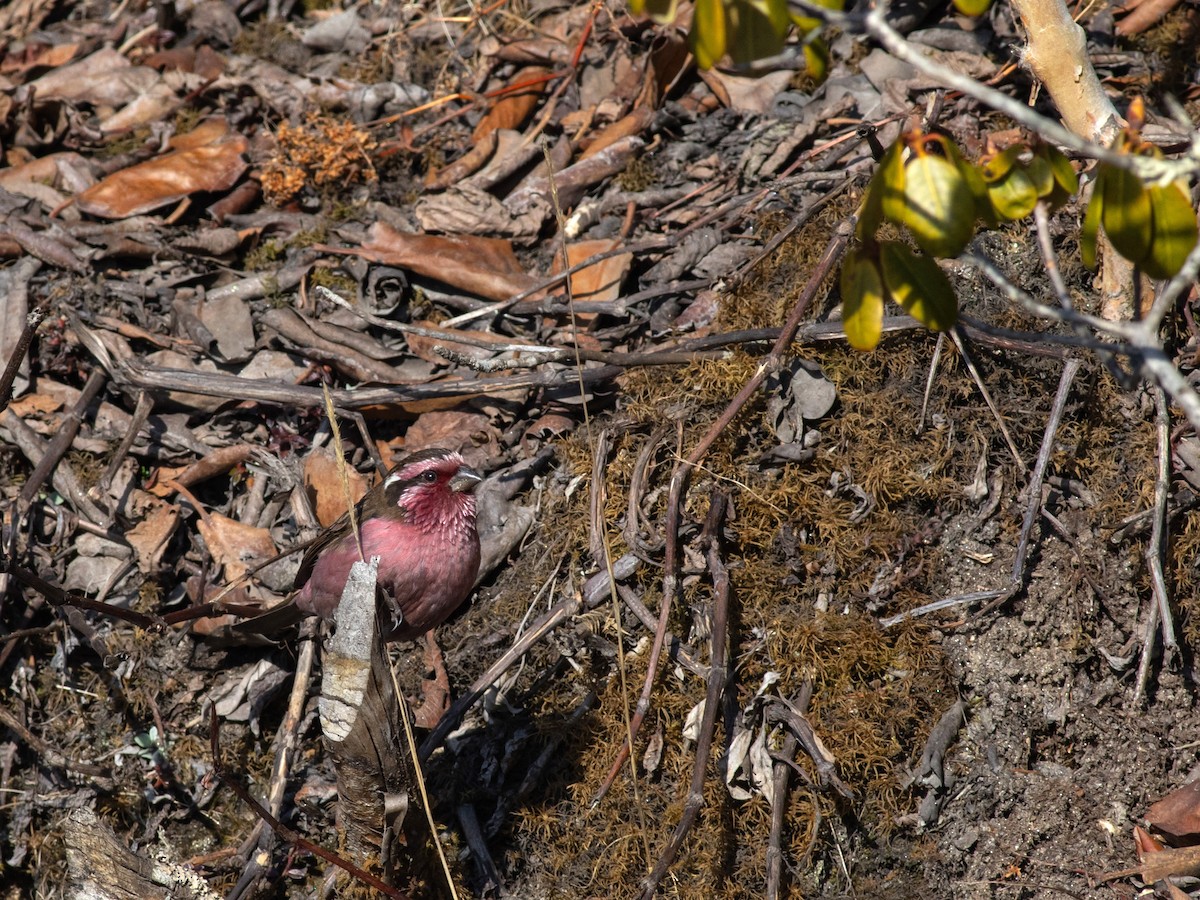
[239, 448, 482, 641]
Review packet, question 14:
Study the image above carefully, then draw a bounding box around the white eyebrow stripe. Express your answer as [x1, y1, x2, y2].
[385, 472, 404, 486]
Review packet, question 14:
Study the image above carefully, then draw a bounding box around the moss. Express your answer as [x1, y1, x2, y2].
[617, 154, 656, 193]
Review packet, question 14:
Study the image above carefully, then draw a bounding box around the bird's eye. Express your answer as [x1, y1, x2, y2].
[421, 470, 438, 483]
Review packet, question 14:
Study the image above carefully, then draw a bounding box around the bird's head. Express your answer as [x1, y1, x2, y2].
[377, 448, 482, 536]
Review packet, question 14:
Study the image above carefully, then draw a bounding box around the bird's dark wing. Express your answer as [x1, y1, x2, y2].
[230, 596, 306, 638]
[292, 508, 351, 590]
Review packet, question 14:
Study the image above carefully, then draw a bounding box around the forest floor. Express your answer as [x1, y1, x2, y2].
[2, 0, 1200, 897]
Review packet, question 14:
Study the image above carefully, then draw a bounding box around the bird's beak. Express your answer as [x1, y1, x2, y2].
[448, 467, 483, 493]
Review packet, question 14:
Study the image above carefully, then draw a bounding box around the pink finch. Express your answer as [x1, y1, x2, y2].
[240, 448, 482, 641]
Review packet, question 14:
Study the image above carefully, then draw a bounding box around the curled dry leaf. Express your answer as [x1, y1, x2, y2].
[304, 447, 368, 528]
[75, 118, 248, 219]
[124, 490, 180, 574]
[28, 47, 157, 106]
[1146, 780, 1200, 843]
[404, 410, 500, 466]
[472, 66, 552, 143]
[552, 237, 632, 321]
[196, 511, 278, 583]
[348, 222, 539, 301]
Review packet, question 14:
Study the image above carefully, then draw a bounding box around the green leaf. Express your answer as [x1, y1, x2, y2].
[879, 241, 959, 331]
[1100, 163, 1153, 265]
[1035, 144, 1078, 211]
[979, 145, 1021, 184]
[638, 0, 679, 23]
[728, 0, 787, 64]
[987, 168, 1038, 221]
[1026, 154, 1054, 198]
[857, 141, 903, 241]
[690, 0, 727, 69]
[841, 248, 885, 351]
[886, 152, 975, 258]
[1143, 182, 1199, 279]
[952, 0, 993, 15]
[1080, 181, 1103, 271]
[803, 37, 829, 82]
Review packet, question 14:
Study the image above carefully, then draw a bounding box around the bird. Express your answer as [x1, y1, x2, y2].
[237, 447, 482, 641]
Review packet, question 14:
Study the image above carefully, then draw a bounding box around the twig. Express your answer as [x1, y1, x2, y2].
[639, 491, 729, 900]
[228, 624, 319, 900]
[0, 705, 113, 785]
[17, 368, 107, 513]
[419, 554, 640, 760]
[765, 700, 855, 801]
[0, 300, 48, 415]
[767, 681, 813, 900]
[208, 712, 410, 900]
[981, 357, 1083, 617]
[856, 1, 1200, 181]
[882, 357, 1083, 627]
[949, 327, 1026, 473]
[593, 217, 853, 803]
[456, 804, 502, 894]
[97, 390, 153, 498]
[1, 409, 106, 525]
[917, 333, 945, 435]
[1134, 389, 1177, 704]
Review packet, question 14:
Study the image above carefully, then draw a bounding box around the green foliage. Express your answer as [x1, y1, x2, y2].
[881, 137, 975, 258]
[1081, 104, 1198, 279]
[630, 0, 840, 77]
[952, 0, 993, 15]
[879, 241, 958, 331]
[840, 246, 885, 351]
[843, 109, 1193, 351]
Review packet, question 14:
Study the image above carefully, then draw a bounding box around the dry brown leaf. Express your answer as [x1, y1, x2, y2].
[0, 151, 93, 192]
[28, 47, 157, 105]
[7, 393, 63, 417]
[472, 66, 552, 143]
[143, 44, 226, 80]
[580, 107, 654, 160]
[703, 69, 793, 115]
[304, 447, 368, 528]
[349, 223, 539, 301]
[146, 444, 259, 498]
[76, 119, 248, 219]
[197, 512, 277, 583]
[404, 410, 499, 466]
[1147, 781, 1200, 843]
[125, 490, 180, 573]
[1135, 824, 1167, 857]
[0, 41, 80, 75]
[425, 130, 498, 191]
[551, 238, 631, 321]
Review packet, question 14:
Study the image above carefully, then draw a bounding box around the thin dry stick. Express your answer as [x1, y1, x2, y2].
[768, 681, 816, 900]
[882, 357, 1083, 627]
[387, 657, 460, 899]
[539, 135, 652, 868]
[208, 713, 410, 900]
[948, 327, 1026, 474]
[1146, 387, 1177, 654]
[228, 625, 319, 900]
[321, 384, 364, 564]
[593, 217, 853, 803]
[1007, 358, 1083, 592]
[1134, 388, 1176, 704]
[417, 556, 641, 760]
[639, 491, 729, 900]
[0, 302, 48, 414]
[918, 333, 946, 435]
